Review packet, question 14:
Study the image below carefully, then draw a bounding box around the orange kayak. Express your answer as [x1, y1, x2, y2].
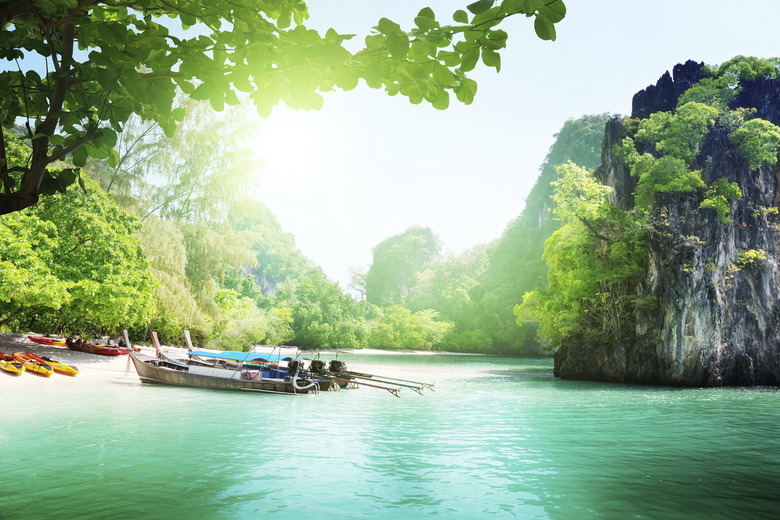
[25, 351, 79, 376]
[12, 352, 53, 377]
[0, 351, 25, 376]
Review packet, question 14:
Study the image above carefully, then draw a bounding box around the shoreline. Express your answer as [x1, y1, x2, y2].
[0, 332, 160, 388]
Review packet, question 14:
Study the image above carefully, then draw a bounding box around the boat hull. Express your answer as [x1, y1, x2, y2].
[128, 350, 315, 395]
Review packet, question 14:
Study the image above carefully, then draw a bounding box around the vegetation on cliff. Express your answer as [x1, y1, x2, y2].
[517, 56, 780, 358]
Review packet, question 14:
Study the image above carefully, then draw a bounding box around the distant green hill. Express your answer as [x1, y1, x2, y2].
[469, 114, 610, 354]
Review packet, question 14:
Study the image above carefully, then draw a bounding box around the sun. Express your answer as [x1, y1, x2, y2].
[246, 104, 333, 190]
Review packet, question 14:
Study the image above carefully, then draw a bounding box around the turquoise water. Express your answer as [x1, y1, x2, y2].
[2, 353, 779, 519]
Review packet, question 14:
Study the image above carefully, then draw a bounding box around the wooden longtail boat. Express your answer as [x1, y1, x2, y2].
[66, 337, 126, 356]
[12, 352, 53, 377]
[25, 351, 79, 376]
[27, 336, 67, 347]
[128, 348, 320, 395]
[126, 330, 427, 398]
[0, 351, 25, 376]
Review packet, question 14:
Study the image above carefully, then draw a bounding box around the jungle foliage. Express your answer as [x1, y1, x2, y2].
[355, 114, 610, 354]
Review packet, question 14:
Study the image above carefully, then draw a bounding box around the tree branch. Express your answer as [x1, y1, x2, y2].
[579, 216, 612, 243]
[46, 133, 96, 164]
[0, 307, 27, 328]
[0, 125, 9, 194]
[44, 0, 97, 29]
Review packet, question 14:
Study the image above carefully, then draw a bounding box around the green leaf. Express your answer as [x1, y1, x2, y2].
[48, 134, 65, 146]
[72, 146, 87, 167]
[277, 6, 292, 29]
[38, 168, 78, 195]
[107, 148, 120, 168]
[467, 0, 494, 15]
[409, 40, 433, 62]
[453, 10, 469, 23]
[432, 90, 449, 110]
[376, 17, 402, 35]
[386, 32, 410, 59]
[437, 50, 461, 67]
[414, 15, 439, 31]
[481, 48, 501, 71]
[455, 78, 477, 104]
[540, 0, 567, 23]
[534, 15, 556, 41]
[459, 44, 480, 72]
[524, 0, 550, 13]
[171, 107, 186, 121]
[57, 168, 78, 190]
[504, 0, 525, 12]
[417, 7, 435, 19]
[433, 65, 456, 87]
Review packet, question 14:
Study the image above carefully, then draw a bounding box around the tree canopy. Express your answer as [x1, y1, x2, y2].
[0, 0, 566, 215]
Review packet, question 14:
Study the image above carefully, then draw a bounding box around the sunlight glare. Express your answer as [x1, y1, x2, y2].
[250, 105, 335, 195]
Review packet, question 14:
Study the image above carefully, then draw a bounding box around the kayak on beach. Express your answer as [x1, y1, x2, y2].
[27, 336, 67, 347]
[0, 351, 25, 376]
[25, 351, 79, 376]
[66, 336, 127, 356]
[12, 352, 53, 377]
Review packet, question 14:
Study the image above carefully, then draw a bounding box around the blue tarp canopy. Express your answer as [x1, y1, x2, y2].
[188, 350, 289, 364]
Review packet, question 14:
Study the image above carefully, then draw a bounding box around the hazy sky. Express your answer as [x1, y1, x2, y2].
[249, 0, 780, 289]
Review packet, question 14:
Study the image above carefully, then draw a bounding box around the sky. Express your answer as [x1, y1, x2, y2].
[245, 0, 780, 289]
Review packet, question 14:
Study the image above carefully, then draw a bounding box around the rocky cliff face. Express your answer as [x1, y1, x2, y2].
[555, 63, 780, 386]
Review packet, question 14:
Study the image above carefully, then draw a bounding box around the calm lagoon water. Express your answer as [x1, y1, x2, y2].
[2, 352, 779, 519]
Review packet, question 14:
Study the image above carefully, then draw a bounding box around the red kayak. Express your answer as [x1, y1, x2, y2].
[65, 337, 127, 356]
[27, 336, 67, 347]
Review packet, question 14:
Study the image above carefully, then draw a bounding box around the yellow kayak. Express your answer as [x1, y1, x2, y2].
[25, 351, 79, 376]
[12, 352, 53, 377]
[0, 353, 25, 376]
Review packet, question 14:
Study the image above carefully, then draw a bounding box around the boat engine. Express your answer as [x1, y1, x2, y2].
[287, 359, 305, 377]
[329, 360, 347, 374]
[309, 359, 327, 374]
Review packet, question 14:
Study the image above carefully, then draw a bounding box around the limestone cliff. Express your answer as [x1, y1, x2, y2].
[555, 62, 780, 386]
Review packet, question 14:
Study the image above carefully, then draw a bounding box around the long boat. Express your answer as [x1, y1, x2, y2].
[125, 331, 320, 394]
[127, 348, 321, 395]
[125, 330, 429, 397]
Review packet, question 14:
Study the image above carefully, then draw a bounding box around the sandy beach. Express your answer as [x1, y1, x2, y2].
[0, 332, 166, 390]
